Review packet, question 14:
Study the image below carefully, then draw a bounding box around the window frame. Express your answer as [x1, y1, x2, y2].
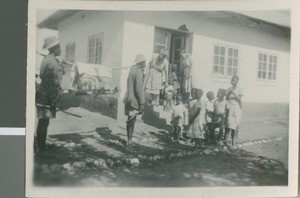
[86, 33, 104, 65]
[211, 43, 240, 79]
[257, 51, 278, 82]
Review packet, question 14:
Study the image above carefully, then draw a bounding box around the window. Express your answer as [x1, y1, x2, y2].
[87, 33, 103, 64]
[258, 53, 277, 80]
[213, 45, 239, 77]
[153, 29, 171, 54]
[65, 41, 76, 71]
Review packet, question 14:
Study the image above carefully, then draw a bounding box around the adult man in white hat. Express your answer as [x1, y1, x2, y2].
[123, 54, 146, 147]
[35, 36, 64, 155]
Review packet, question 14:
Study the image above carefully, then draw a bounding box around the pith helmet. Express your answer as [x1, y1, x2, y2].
[42, 36, 60, 50]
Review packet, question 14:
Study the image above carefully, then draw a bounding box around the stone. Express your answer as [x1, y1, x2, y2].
[114, 160, 123, 167]
[94, 159, 107, 169]
[62, 163, 73, 171]
[73, 161, 86, 169]
[129, 158, 140, 166]
[106, 159, 114, 168]
[203, 149, 212, 155]
[84, 158, 94, 167]
[76, 143, 83, 148]
[213, 148, 219, 153]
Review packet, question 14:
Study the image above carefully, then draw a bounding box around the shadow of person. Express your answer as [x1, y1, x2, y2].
[95, 127, 127, 146]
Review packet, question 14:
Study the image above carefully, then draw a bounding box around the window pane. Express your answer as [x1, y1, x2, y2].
[233, 68, 237, 76]
[274, 56, 277, 63]
[227, 67, 232, 76]
[273, 73, 276, 80]
[269, 64, 273, 71]
[214, 55, 219, 64]
[228, 58, 232, 66]
[233, 59, 238, 67]
[219, 66, 224, 75]
[273, 64, 277, 72]
[258, 62, 262, 70]
[155, 31, 167, 45]
[220, 57, 225, 65]
[269, 55, 273, 63]
[262, 72, 266, 79]
[214, 46, 219, 55]
[228, 48, 233, 57]
[259, 53, 262, 61]
[213, 65, 218, 74]
[258, 71, 261, 79]
[268, 72, 272, 79]
[234, 49, 238, 57]
[263, 54, 267, 62]
[220, 47, 225, 55]
[263, 63, 267, 70]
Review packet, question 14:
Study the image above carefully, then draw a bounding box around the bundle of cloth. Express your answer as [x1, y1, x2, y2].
[71, 62, 113, 93]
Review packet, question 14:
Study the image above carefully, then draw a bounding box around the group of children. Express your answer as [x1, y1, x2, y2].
[167, 76, 242, 149]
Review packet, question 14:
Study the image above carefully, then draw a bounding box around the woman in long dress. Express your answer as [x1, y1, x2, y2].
[225, 76, 243, 145]
[145, 49, 169, 105]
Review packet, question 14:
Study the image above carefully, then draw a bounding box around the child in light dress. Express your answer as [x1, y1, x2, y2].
[164, 79, 176, 111]
[225, 76, 243, 145]
[211, 89, 229, 142]
[187, 89, 206, 149]
[205, 91, 215, 143]
[171, 94, 188, 142]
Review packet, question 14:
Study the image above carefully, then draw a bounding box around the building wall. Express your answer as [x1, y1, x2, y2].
[123, 11, 290, 103]
[118, 21, 155, 120]
[124, 11, 290, 52]
[192, 35, 290, 103]
[58, 11, 125, 90]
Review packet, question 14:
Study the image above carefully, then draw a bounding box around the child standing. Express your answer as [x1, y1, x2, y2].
[171, 95, 188, 142]
[205, 91, 215, 143]
[187, 89, 206, 149]
[211, 89, 229, 142]
[164, 79, 176, 111]
[170, 64, 180, 93]
[225, 76, 243, 145]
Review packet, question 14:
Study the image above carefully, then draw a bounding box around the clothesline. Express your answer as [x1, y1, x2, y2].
[36, 52, 132, 70]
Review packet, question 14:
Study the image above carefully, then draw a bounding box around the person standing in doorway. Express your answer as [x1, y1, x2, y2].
[145, 49, 169, 106]
[35, 36, 64, 155]
[180, 49, 193, 104]
[123, 54, 146, 147]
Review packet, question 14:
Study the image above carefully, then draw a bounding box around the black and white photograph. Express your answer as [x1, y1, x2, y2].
[26, 1, 299, 197]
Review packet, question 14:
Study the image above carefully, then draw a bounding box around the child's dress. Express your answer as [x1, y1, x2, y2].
[171, 72, 180, 90]
[205, 100, 215, 123]
[171, 103, 188, 128]
[187, 99, 206, 139]
[164, 85, 175, 111]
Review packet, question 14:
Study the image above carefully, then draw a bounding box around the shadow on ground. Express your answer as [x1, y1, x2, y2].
[33, 126, 288, 187]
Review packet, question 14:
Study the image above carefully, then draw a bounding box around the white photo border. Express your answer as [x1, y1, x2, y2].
[26, 0, 299, 197]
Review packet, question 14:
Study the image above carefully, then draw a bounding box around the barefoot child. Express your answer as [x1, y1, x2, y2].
[211, 89, 229, 142]
[164, 79, 176, 111]
[187, 89, 206, 149]
[205, 91, 215, 143]
[171, 95, 188, 142]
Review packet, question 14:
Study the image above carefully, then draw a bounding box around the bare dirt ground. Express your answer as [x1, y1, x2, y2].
[33, 103, 289, 187]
